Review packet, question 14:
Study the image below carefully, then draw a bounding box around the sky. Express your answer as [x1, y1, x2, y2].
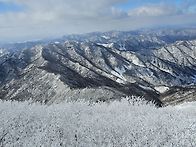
[0, 0, 196, 42]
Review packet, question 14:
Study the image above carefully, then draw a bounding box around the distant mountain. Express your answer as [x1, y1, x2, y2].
[0, 28, 196, 106]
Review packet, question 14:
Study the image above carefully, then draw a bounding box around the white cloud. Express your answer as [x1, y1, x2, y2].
[128, 4, 182, 17]
[0, 0, 195, 42]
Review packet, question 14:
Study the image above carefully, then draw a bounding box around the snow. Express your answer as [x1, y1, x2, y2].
[155, 86, 169, 93]
[0, 49, 3, 54]
[116, 78, 125, 84]
[119, 44, 126, 50]
[101, 35, 110, 39]
[131, 55, 145, 67]
[124, 54, 145, 67]
[139, 85, 154, 91]
[115, 66, 126, 75]
[191, 75, 196, 83]
[111, 67, 127, 84]
[97, 43, 114, 48]
[0, 98, 196, 146]
[0, 48, 6, 57]
[54, 41, 60, 44]
[159, 67, 173, 75]
[175, 101, 196, 110]
[176, 41, 184, 46]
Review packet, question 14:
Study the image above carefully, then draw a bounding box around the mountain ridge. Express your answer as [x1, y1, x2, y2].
[0, 29, 196, 106]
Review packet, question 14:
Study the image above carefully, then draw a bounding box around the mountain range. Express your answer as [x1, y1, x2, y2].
[0, 28, 196, 106]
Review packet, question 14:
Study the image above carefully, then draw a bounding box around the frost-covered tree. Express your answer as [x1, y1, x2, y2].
[0, 98, 196, 147]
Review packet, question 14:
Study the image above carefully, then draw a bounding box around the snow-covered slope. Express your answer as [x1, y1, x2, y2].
[0, 42, 162, 105]
[0, 99, 196, 146]
[160, 86, 196, 106]
[0, 29, 196, 105]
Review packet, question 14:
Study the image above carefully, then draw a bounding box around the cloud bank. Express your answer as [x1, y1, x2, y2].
[0, 0, 196, 42]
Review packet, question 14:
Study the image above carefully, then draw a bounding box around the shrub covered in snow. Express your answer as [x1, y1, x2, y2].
[0, 97, 196, 147]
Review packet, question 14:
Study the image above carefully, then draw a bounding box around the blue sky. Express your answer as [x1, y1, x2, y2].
[0, 2, 23, 13]
[0, 0, 196, 42]
[0, 0, 188, 13]
[116, 0, 194, 12]
[116, 0, 168, 10]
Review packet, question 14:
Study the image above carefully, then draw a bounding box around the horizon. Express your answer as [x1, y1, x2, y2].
[1, 25, 196, 45]
[0, 0, 196, 42]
